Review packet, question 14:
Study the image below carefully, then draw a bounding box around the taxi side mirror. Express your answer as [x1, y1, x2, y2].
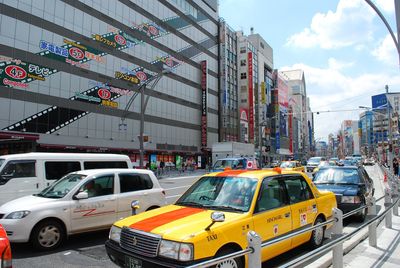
[205, 212, 225, 231]
[75, 191, 88, 200]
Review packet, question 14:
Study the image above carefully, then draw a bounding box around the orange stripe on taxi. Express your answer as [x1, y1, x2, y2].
[129, 207, 204, 232]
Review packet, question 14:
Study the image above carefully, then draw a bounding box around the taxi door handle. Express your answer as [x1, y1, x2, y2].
[284, 212, 290, 218]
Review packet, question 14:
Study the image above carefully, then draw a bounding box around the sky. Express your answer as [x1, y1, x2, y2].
[219, 0, 400, 141]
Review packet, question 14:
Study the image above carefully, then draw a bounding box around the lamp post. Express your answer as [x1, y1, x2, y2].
[120, 69, 170, 169]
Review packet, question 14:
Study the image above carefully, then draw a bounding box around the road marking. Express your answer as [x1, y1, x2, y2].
[161, 175, 202, 181]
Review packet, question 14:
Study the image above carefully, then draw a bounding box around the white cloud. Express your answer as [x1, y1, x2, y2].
[281, 61, 400, 139]
[372, 34, 398, 65]
[375, 0, 395, 13]
[286, 0, 375, 49]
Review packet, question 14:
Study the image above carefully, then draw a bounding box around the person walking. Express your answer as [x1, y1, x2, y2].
[393, 157, 399, 176]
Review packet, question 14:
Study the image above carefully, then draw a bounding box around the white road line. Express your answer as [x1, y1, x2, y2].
[161, 175, 202, 181]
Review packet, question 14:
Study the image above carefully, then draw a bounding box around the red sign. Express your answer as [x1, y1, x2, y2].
[69, 47, 85, 60]
[114, 35, 127, 46]
[5, 65, 27, 80]
[289, 112, 293, 153]
[248, 52, 254, 141]
[136, 71, 147, 81]
[201, 60, 208, 148]
[97, 88, 111, 99]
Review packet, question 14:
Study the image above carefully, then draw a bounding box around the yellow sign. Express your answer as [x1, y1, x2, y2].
[261, 82, 266, 104]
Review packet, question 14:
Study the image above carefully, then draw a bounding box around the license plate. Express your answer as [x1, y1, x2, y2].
[125, 256, 142, 268]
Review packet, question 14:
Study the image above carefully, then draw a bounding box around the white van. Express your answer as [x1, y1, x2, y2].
[0, 153, 133, 205]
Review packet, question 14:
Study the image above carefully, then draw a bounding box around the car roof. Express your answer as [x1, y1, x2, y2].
[73, 168, 154, 177]
[204, 169, 303, 180]
[319, 166, 358, 170]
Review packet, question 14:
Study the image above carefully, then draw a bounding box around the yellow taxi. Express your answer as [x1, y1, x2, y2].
[105, 168, 337, 268]
[280, 160, 305, 172]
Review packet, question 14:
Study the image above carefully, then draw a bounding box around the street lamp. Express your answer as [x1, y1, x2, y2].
[120, 69, 170, 168]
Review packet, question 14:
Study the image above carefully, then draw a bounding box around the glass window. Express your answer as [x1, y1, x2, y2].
[79, 175, 114, 197]
[284, 176, 313, 204]
[0, 160, 36, 178]
[45, 161, 81, 181]
[84, 161, 128, 169]
[240, 59, 246, 66]
[255, 178, 285, 213]
[241, 73, 247, 79]
[119, 173, 153, 193]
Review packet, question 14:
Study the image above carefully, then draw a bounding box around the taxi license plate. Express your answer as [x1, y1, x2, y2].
[125, 256, 142, 268]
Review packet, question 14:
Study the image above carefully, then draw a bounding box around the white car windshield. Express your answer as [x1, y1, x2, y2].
[36, 173, 87, 199]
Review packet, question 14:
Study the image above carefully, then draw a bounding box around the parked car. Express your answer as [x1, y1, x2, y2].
[312, 166, 374, 222]
[0, 169, 167, 250]
[105, 169, 337, 267]
[0, 152, 133, 205]
[0, 224, 11, 268]
[279, 161, 305, 172]
[306, 157, 326, 172]
[164, 162, 175, 169]
[212, 157, 258, 172]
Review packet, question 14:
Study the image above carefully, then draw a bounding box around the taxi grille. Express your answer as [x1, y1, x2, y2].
[120, 227, 161, 257]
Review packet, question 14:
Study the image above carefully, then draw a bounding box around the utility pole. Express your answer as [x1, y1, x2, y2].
[386, 85, 394, 171]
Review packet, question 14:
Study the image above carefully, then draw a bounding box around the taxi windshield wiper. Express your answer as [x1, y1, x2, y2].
[175, 201, 204, 208]
[203, 205, 244, 212]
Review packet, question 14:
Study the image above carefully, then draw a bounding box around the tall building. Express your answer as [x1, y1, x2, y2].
[359, 111, 373, 156]
[219, 19, 239, 142]
[0, 0, 219, 167]
[280, 69, 311, 160]
[248, 32, 273, 163]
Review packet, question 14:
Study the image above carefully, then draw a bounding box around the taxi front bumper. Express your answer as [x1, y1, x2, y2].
[105, 240, 212, 268]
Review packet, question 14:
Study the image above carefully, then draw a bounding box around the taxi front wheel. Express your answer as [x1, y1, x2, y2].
[309, 217, 325, 249]
[214, 248, 244, 268]
[30, 219, 65, 251]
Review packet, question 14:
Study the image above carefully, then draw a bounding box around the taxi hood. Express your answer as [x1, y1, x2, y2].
[0, 195, 52, 213]
[114, 205, 246, 241]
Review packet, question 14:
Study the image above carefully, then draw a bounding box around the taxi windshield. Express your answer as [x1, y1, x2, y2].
[280, 161, 295, 168]
[313, 168, 360, 185]
[176, 176, 258, 213]
[36, 173, 87, 199]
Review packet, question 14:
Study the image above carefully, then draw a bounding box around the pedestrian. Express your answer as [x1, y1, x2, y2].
[393, 158, 399, 176]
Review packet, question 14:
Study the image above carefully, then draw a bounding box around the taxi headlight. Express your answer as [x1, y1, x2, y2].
[5, 210, 30, 219]
[159, 240, 193, 261]
[109, 225, 121, 244]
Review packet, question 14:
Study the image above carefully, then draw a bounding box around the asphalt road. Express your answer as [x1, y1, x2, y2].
[11, 166, 383, 268]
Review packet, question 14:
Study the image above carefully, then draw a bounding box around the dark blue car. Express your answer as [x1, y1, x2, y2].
[312, 166, 374, 222]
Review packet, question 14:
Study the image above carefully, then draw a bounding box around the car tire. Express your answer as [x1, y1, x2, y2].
[214, 247, 244, 268]
[309, 217, 325, 249]
[356, 201, 367, 223]
[31, 219, 65, 251]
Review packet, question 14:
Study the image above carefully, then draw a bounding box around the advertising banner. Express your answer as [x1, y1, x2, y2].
[176, 155, 182, 169]
[150, 154, 157, 170]
[372, 94, 387, 109]
[248, 52, 254, 141]
[201, 60, 208, 148]
[261, 81, 266, 104]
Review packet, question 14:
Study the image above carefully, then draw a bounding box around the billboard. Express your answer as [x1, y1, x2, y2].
[248, 52, 254, 141]
[372, 94, 387, 109]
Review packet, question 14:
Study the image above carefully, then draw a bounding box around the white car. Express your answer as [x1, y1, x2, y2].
[0, 169, 166, 250]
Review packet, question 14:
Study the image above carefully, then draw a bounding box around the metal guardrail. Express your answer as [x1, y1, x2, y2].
[187, 163, 400, 268]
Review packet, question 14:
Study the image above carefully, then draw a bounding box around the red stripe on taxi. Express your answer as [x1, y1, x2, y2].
[129, 207, 204, 232]
[215, 170, 249, 177]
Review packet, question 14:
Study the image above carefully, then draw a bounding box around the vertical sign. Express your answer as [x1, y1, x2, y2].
[261, 81, 266, 104]
[201, 60, 208, 148]
[289, 112, 293, 154]
[248, 52, 254, 141]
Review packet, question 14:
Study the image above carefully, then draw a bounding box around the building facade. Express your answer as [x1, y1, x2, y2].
[218, 19, 239, 142]
[0, 0, 219, 167]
